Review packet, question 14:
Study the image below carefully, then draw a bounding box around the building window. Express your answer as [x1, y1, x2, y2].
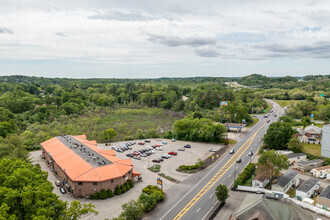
[111, 180, 113, 183]
[78, 182, 83, 185]
[123, 175, 125, 179]
[93, 182, 98, 186]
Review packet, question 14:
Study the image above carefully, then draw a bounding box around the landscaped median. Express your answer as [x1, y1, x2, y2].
[177, 159, 206, 173]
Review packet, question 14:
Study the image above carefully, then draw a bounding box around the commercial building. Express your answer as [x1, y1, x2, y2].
[296, 178, 320, 200]
[311, 165, 330, 178]
[271, 170, 299, 193]
[321, 124, 330, 158]
[304, 124, 322, 138]
[41, 135, 141, 197]
[317, 186, 330, 209]
[287, 153, 307, 165]
[293, 159, 323, 172]
[252, 174, 269, 188]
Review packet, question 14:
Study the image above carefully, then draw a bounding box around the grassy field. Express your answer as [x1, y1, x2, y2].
[302, 143, 321, 157]
[24, 107, 183, 144]
[275, 100, 305, 108]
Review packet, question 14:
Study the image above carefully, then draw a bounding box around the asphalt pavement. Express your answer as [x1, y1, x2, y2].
[146, 100, 283, 220]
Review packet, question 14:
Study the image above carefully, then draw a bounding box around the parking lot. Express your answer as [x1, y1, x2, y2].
[31, 138, 225, 219]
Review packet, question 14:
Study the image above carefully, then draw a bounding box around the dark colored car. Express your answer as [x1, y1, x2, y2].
[126, 153, 134, 157]
[144, 140, 151, 143]
[59, 186, 67, 194]
[161, 155, 168, 159]
[168, 151, 177, 155]
[267, 120, 270, 123]
[236, 158, 242, 163]
[152, 159, 161, 163]
[184, 144, 191, 148]
[263, 115, 268, 118]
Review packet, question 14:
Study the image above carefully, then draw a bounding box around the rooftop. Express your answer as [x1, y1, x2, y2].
[275, 170, 298, 188]
[304, 124, 322, 134]
[287, 153, 306, 159]
[297, 178, 320, 193]
[297, 159, 323, 166]
[41, 135, 140, 182]
[313, 165, 330, 171]
[319, 186, 330, 200]
[253, 174, 269, 183]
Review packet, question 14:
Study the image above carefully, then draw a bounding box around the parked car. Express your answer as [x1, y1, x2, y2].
[155, 147, 163, 151]
[138, 142, 145, 145]
[164, 153, 171, 158]
[152, 159, 161, 163]
[236, 158, 242, 163]
[168, 151, 177, 155]
[319, 173, 327, 179]
[178, 147, 185, 151]
[59, 186, 67, 194]
[133, 151, 140, 156]
[184, 144, 191, 148]
[140, 153, 148, 157]
[126, 153, 134, 157]
[263, 115, 268, 118]
[229, 149, 235, 154]
[161, 141, 167, 145]
[157, 157, 164, 161]
[134, 155, 141, 160]
[144, 140, 151, 143]
[55, 180, 61, 187]
[209, 148, 217, 152]
[172, 139, 176, 142]
[155, 144, 162, 147]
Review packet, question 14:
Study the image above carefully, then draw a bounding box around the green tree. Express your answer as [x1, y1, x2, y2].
[97, 128, 117, 143]
[257, 150, 289, 182]
[119, 200, 144, 220]
[64, 200, 98, 220]
[99, 189, 108, 199]
[107, 189, 114, 198]
[288, 138, 303, 153]
[114, 185, 122, 195]
[301, 116, 311, 128]
[215, 184, 229, 203]
[138, 193, 157, 212]
[263, 122, 296, 150]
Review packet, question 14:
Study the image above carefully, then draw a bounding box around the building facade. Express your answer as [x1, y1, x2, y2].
[293, 159, 323, 172]
[41, 135, 140, 197]
[311, 165, 330, 178]
[321, 125, 330, 158]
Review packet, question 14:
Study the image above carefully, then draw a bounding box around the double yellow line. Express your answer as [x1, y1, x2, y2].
[173, 122, 267, 220]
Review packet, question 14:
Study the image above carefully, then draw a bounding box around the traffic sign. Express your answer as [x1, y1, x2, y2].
[220, 101, 228, 106]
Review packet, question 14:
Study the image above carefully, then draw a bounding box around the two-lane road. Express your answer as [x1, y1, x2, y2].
[147, 101, 283, 220]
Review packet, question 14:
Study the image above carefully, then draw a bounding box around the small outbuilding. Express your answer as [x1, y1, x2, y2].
[252, 174, 269, 188]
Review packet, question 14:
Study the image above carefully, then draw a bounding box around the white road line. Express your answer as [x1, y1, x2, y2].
[209, 194, 213, 198]
[159, 121, 265, 220]
[196, 208, 201, 213]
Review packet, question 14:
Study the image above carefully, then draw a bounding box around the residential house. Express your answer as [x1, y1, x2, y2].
[321, 124, 330, 158]
[287, 153, 307, 165]
[304, 124, 322, 138]
[317, 186, 330, 209]
[271, 170, 299, 193]
[296, 178, 320, 200]
[293, 159, 323, 172]
[252, 174, 269, 188]
[311, 165, 330, 178]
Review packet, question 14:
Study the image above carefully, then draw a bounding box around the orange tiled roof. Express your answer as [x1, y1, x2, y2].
[41, 135, 136, 182]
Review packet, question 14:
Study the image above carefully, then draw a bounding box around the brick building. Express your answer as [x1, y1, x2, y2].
[41, 134, 140, 197]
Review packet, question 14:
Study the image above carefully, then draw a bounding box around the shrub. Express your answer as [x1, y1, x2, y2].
[152, 190, 165, 202]
[138, 193, 157, 212]
[120, 184, 127, 193]
[124, 182, 130, 191]
[127, 179, 134, 188]
[100, 189, 108, 199]
[89, 194, 95, 199]
[234, 163, 256, 188]
[107, 189, 114, 198]
[94, 192, 100, 199]
[115, 185, 122, 195]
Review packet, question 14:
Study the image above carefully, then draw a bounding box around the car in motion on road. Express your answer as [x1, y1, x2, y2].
[229, 149, 235, 154]
[168, 151, 177, 155]
[248, 151, 253, 156]
[236, 158, 242, 163]
[267, 120, 270, 123]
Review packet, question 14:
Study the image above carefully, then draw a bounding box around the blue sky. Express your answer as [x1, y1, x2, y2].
[0, 0, 330, 78]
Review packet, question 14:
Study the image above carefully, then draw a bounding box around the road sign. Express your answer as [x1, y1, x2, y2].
[311, 114, 314, 118]
[157, 178, 163, 191]
[242, 119, 246, 124]
[220, 101, 228, 106]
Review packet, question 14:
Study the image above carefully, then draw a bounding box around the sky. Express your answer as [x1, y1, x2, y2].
[0, 0, 330, 78]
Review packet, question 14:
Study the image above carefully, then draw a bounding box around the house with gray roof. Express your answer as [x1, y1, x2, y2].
[317, 186, 330, 209]
[271, 170, 299, 193]
[293, 159, 323, 172]
[296, 178, 320, 200]
[287, 153, 307, 165]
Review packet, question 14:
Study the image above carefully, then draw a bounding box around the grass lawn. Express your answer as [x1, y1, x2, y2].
[228, 139, 237, 145]
[148, 165, 161, 173]
[302, 143, 321, 157]
[287, 188, 296, 198]
[274, 100, 305, 108]
[159, 173, 179, 183]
